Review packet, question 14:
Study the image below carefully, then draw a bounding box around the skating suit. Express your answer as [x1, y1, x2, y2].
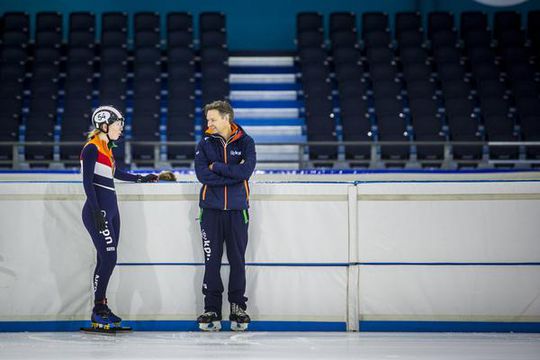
[80, 136, 138, 301]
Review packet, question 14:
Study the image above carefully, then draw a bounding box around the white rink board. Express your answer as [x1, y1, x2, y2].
[356, 182, 540, 262]
[118, 182, 349, 263]
[0, 179, 539, 329]
[0, 181, 349, 323]
[358, 265, 540, 322]
[247, 183, 349, 263]
[107, 265, 347, 322]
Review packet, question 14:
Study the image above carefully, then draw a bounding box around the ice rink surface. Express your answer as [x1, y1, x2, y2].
[0, 332, 539, 360]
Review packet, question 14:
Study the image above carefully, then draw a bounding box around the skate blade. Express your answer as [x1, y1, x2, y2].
[230, 321, 248, 331]
[80, 327, 132, 335]
[91, 322, 111, 330]
[199, 321, 221, 332]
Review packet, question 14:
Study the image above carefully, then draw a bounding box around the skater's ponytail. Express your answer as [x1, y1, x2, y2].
[86, 129, 101, 140]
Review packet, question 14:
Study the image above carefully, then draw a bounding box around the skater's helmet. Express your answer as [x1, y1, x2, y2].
[91, 106, 124, 130]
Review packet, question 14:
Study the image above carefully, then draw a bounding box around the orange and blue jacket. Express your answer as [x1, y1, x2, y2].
[194, 123, 256, 210]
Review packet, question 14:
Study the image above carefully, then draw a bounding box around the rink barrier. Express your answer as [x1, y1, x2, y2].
[4, 320, 537, 332]
[1, 177, 539, 332]
[359, 321, 540, 333]
[0, 321, 346, 332]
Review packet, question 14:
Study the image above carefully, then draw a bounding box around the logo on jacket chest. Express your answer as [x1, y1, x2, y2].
[230, 150, 242, 156]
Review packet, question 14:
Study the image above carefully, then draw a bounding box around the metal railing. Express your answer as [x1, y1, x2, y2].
[1, 140, 539, 169]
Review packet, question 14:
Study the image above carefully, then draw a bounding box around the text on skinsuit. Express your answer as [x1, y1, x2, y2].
[201, 229, 211, 261]
[98, 210, 113, 244]
[93, 274, 99, 293]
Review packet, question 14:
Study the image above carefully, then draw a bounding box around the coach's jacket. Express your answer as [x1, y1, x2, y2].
[194, 123, 256, 210]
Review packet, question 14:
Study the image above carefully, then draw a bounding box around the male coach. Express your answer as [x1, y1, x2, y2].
[194, 100, 256, 331]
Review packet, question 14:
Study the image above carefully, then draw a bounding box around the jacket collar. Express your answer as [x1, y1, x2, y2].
[206, 123, 244, 145]
[87, 135, 114, 158]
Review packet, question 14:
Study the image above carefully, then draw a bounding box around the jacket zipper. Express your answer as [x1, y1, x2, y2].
[244, 180, 249, 201]
[223, 142, 228, 210]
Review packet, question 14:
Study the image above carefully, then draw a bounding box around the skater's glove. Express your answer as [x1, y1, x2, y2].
[93, 210, 107, 232]
[158, 170, 177, 182]
[137, 174, 159, 183]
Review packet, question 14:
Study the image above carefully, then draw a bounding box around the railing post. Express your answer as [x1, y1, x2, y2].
[347, 185, 359, 331]
[369, 142, 378, 168]
[12, 144, 19, 169]
[298, 143, 304, 169]
[154, 143, 160, 169]
[125, 141, 132, 165]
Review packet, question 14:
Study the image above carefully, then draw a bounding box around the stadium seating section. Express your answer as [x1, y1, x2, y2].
[296, 10, 540, 167]
[0, 10, 539, 168]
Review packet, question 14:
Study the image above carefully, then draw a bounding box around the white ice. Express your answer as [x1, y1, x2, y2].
[0, 332, 539, 360]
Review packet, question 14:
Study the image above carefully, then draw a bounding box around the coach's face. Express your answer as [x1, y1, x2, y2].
[206, 109, 230, 137]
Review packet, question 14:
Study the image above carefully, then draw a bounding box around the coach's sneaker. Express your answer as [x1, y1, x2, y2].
[197, 311, 222, 331]
[229, 303, 250, 331]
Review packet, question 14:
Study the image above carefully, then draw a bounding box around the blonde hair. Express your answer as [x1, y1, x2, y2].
[86, 129, 101, 140]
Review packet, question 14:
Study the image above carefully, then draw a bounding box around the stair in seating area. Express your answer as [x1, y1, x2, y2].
[196, 55, 306, 168]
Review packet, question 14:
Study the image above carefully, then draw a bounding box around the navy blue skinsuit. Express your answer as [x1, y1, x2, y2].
[80, 136, 139, 302]
[194, 123, 256, 315]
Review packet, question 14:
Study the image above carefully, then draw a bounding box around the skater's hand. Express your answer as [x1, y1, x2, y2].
[137, 174, 159, 183]
[93, 210, 107, 232]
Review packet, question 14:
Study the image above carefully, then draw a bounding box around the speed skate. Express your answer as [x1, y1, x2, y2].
[81, 306, 132, 335]
[80, 322, 132, 335]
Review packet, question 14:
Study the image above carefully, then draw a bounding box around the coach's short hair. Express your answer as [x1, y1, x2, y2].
[203, 100, 234, 123]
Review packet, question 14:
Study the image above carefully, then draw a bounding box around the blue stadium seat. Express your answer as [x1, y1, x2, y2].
[460, 12, 488, 38]
[395, 12, 422, 38]
[428, 12, 454, 40]
[362, 12, 388, 35]
[297, 12, 323, 33]
[168, 12, 193, 32]
[200, 12, 226, 32]
[102, 12, 128, 32]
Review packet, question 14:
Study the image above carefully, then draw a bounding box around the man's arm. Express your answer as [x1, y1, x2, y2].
[194, 140, 244, 186]
[211, 137, 256, 180]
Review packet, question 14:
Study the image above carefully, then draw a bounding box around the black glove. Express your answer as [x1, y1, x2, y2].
[137, 174, 159, 183]
[93, 210, 107, 232]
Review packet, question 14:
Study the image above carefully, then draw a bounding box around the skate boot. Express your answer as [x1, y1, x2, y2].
[81, 300, 131, 334]
[229, 303, 250, 331]
[197, 311, 222, 331]
[101, 299, 122, 325]
[90, 304, 114, 330]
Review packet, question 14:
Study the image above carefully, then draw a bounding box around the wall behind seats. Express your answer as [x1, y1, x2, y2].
[1, 0, 539, 50]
